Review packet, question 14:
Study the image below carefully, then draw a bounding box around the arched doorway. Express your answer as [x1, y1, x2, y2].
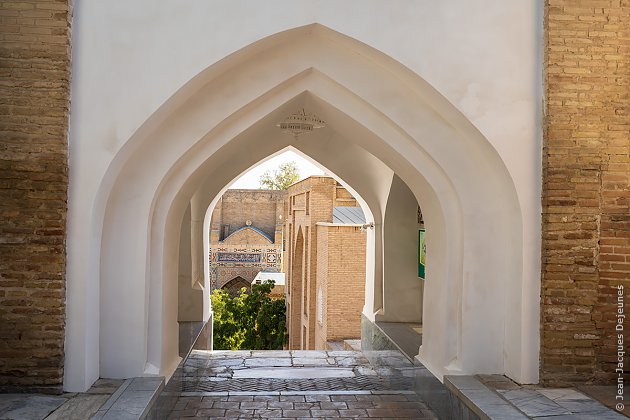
[65, 23, 537, 390]
[221, 276, 251, 297]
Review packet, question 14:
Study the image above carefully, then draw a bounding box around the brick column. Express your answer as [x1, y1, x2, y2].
[541, 0, 629, 385]
[0, 0, 72, 392]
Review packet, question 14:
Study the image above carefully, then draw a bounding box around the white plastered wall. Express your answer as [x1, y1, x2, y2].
[380, 175, 424, 323]
[65, 1, 541, 391]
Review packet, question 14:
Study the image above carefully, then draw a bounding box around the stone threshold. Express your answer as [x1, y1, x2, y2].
[0, 379, 125, 420]
[91, 377, 164, 420]
[445, 374, 628, 420]
[445, 375, 529, 419]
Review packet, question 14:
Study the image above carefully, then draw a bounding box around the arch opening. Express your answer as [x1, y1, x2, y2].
[193, 146, 388, 353]
[65, 23, 536, 392]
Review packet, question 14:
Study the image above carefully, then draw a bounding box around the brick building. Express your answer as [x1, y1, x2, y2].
[284, 176, 367, 350]
[208, 190, 286, 294]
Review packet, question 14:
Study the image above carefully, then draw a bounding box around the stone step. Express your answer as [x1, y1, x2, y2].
[91, 377, 164, 420]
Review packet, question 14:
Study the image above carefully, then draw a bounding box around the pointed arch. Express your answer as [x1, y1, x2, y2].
[67, 23, 537, 388]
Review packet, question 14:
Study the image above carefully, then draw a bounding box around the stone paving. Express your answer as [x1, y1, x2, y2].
[0, 379, 123, 420]
[168, 349, 438, 419]
[169, 392, 437, 419]
[1, 348, 625, 419]
[470, 374, 629, 420]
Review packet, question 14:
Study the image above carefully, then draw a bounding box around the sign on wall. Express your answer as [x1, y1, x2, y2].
[418, 229, 426, 279]
[217, 252, 261, 263]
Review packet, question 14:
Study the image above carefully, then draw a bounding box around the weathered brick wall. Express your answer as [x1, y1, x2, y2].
[542, 0, 629, 385]
[0, 0, 72, 392]
[218, 189, 286, 240]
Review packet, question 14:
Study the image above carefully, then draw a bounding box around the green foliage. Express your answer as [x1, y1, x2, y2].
[259, 161, 300, 190]
[211, 280, 287, 350]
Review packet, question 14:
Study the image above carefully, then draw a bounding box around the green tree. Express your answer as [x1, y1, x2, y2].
[259, 161, 300, 190]
[211, 280, 287, 350]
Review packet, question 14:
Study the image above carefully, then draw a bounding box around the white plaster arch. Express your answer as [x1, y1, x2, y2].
[160, 90, 397, 352]
[142, 83, 457, 378]
[80, 24, 537, 390]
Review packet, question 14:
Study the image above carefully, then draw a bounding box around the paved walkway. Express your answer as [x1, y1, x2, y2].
[0, 379, 123, 420]
[168, 349, 438, 419]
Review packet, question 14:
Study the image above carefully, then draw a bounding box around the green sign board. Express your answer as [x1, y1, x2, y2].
[418, 229, 426, 279]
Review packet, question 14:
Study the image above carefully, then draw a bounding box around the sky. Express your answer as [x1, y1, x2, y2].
[228, 150, 325, 189]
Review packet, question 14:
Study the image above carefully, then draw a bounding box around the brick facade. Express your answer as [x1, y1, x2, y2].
[541, 0, 629, 385]
[0, 0, 72, 392]
[208, 190, 287, 291]
[314, 224, 366, 350]
[285, 177, 337, 349]
[210, 189, 287, 244]
[285, 176, 366, 350]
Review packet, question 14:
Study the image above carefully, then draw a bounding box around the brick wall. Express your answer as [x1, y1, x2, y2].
[305, 183, 336, 348]
[209, 190, 286, 294]
[285, 176, 354, 349]
[542, 0, 629, 385]
[315, 225, 366, 348]
[314, 224, 329, 349]
[286, 225, 304, 349]
[0, 0, 72, 392]
[216, 189, 286, 241]
[334, 186, 357, 207]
